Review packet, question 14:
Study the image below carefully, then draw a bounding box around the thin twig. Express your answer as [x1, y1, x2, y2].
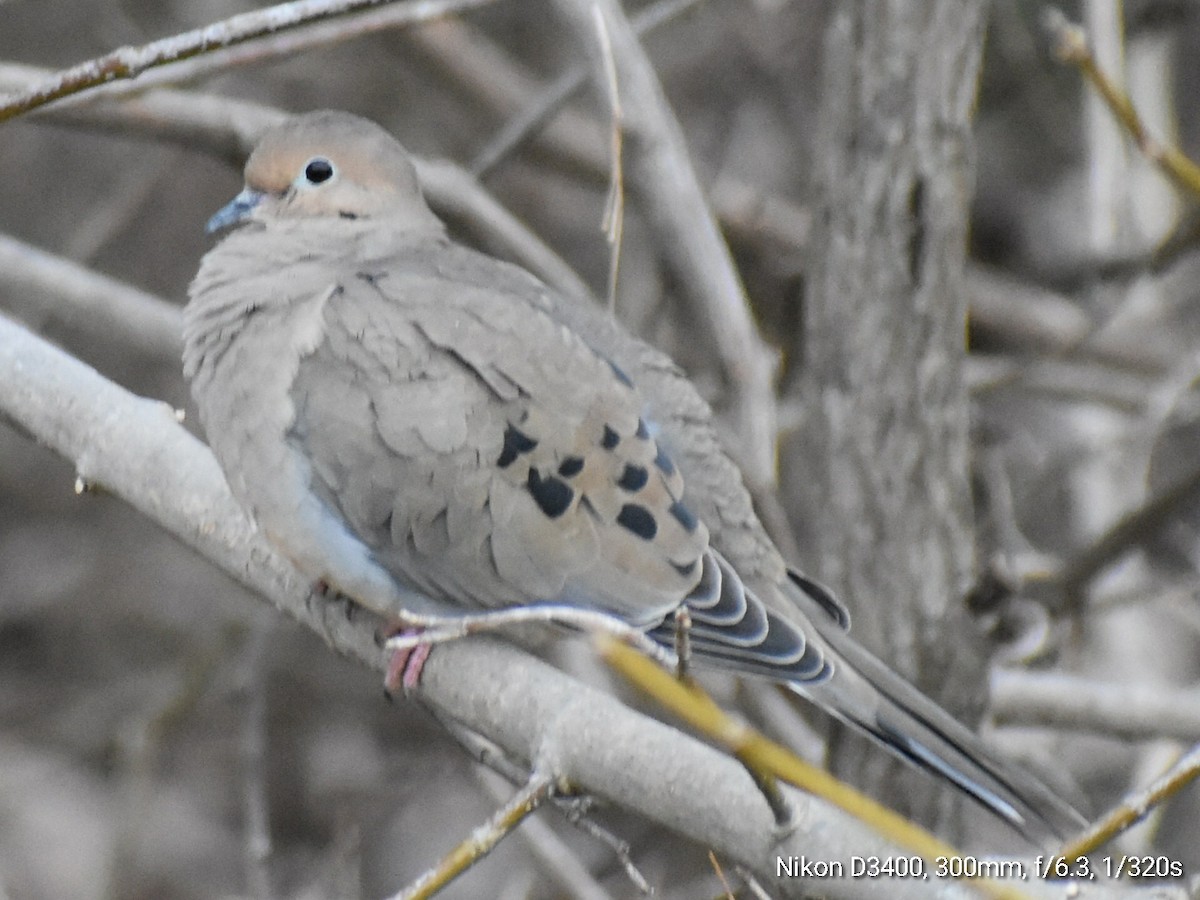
[469, 766, 618, 900]
[991, 669, 1200, 741]
[387, 769, 560, 899]
[709, 849, 735, 900]
[470, 0, 703, 179]
[384, 604, 674, 670]
[1042, 7, 1200, 198]
[592, 4, 626, 312]
[598, 637, 1036, 900]
[0, 0, 495, 123]
[428, 709, 649, 893]
[1054, 742, 1200, 864]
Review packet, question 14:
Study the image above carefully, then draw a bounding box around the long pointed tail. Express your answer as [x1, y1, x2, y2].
[651, 552, 1086, 844]
[799, 611, 1086, 845]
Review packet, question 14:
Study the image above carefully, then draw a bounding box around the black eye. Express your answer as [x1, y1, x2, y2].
[303, 157, 334, 184]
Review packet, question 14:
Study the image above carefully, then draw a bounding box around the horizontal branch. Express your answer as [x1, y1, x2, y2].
[0, 232, 182, 363]
[0, 309, 1091, 899]
[0, 0, 495, 123]
[992, 670, 1200, 741]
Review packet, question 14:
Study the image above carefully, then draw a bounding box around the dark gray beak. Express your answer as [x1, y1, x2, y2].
[206, 189, 265, 234]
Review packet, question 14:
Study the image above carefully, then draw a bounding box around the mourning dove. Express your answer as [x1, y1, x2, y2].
[184, 110, 1083, 843]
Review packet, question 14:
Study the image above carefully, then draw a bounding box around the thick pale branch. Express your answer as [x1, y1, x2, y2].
[0, 310, 1069, 899]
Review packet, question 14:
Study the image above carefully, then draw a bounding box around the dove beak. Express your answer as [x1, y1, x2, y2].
[206, 188, 265, 234]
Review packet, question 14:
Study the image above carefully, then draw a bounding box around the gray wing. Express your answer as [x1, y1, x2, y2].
[287, 262, 709, 623]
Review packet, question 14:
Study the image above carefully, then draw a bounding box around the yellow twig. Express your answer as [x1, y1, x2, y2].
[1043, 7, 1200, 199]
[599, 636, 1035, 900]
[388, 770, 559, 900]
[1055, 742, 1200, 864]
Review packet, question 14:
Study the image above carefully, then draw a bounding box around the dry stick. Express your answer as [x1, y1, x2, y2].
[1042, 7, 1200, 199]
[94, 0, 497, 102]
[387, 770, 561, 900]
[1057, 461, 1200, 609]
[237, 617, 276, 900]
[55, 82, 591, 303]
[549, 0, 779, 493]
[0, 0, 495, 123]
[992, 669, 1200, 742]
[1054, 742, 1200, 865]
[0, 313, 1174, 899]
[708, 849, 736, 900]
[430, 713, 644, 898]
[468, 766, 620, 900]
[592, 4, 626, 313]
[470, 0, 703, 179]
[598, 637, 1035, 900]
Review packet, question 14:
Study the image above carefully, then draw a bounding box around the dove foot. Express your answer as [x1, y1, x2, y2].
[383, 627, 433, 696]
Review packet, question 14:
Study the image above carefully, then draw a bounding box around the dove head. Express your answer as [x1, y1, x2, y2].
[207, 111, 442, 233]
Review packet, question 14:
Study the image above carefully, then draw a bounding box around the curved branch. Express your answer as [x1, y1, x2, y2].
[0, 0, 495, 123]
[0, 310, 1063, 900]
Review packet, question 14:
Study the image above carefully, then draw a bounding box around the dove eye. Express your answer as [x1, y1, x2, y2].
[303, 157, 334, 184]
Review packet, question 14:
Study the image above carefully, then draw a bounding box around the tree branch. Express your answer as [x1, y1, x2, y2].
[0, 308, 1093, 899]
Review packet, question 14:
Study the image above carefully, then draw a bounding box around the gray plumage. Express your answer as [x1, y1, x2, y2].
[185, 110, 1083, 844]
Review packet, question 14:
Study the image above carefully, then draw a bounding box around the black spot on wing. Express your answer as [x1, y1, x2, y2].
[601, 425, 620, 449]
[497, 423, 538, 469]
[558, 456, 585, 478]
[668, 500, 698, 533]
[616, 503, 657, 540]
[635, 418, 650, 439]
[527, 469, 573, 519]
[617, 464, 648, 492]
[653, 445, 676, 477]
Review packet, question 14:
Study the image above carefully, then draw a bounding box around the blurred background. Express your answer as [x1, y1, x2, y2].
[4, 0, 1200, 897]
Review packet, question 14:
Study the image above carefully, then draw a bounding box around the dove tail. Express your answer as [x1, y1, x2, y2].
[782, 577, 1087, 846]
[807, 650, 1086, 844]
[650, 552, 1085, 844]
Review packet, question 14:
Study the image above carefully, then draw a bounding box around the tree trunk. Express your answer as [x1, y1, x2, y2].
[793, 0, 987, 830]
